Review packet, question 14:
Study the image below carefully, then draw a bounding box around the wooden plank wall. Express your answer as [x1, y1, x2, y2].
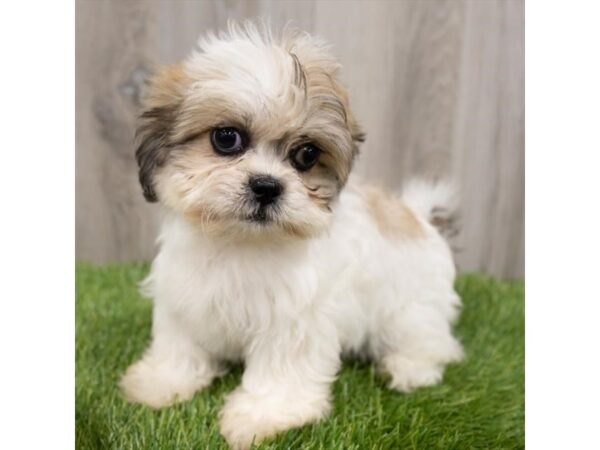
[76, 0, 524, 279]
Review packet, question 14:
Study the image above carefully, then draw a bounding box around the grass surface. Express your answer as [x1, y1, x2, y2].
[76, 263, 524, 449]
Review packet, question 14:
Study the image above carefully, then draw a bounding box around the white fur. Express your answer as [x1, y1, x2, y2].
[121, 179, 463, 449]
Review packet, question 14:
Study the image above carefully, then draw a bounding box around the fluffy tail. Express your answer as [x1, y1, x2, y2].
[401, 179, 460, 239]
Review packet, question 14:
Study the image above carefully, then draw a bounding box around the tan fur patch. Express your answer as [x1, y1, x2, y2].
[146, 63, 191, 109]
[364, 186, 425, 240]
[300, 63, 363, 187]
[135, 63, 194, 202]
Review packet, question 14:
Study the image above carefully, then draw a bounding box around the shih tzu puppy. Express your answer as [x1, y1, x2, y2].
[120, 22, 463, 449]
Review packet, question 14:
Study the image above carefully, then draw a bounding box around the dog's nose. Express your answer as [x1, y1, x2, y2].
[249, 175, 283, 205]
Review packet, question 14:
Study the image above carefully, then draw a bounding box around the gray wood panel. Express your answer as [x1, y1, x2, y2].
[76, 0, 161, 262]
[76, 0, 524, 279]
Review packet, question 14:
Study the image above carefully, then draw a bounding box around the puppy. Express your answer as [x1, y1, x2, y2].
[120, 22, 464, 449]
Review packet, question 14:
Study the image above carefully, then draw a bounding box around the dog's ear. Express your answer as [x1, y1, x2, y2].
[135, 64, 190, 202]
[330, 79, 365, 147]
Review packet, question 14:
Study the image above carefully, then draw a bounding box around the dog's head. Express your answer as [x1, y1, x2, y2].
[136, 23, 364, 240]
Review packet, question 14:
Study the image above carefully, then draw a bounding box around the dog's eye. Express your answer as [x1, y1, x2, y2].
[290, 144, 321, 171]
[210, 127, 246, 155]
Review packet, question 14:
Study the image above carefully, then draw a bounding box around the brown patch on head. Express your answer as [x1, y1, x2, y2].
[299, 60, 364, 188]
[364, 186, 425, 240]
[289, 52, 307, 93]
[135, 63, 192, 202]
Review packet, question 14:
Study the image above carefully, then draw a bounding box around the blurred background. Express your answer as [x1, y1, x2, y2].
[76, 0, 524, 279]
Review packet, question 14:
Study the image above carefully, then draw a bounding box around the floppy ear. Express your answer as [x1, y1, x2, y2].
[325, 78, 366, 185]
[135, 64, 190, 202]
[347, 107, 366, 146]
[331, 79, 365, 146]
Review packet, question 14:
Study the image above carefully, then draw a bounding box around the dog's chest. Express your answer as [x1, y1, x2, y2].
[156, 239, 325, 356]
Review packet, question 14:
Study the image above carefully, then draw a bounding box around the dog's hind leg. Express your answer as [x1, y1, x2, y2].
[372, 292, 463, 393]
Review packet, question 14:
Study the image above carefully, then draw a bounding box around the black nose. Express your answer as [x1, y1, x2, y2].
[249, 175, 283, 205]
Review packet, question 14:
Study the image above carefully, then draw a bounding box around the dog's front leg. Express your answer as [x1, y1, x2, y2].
[120, 305, 223, 408]
[219, 321, 340, 450]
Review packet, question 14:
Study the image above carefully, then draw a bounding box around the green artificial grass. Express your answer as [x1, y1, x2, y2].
[76, 263, 524, 449]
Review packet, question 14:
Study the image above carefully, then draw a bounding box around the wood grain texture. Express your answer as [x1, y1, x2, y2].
[76, 0, 524, 278]
[76, 0, 161, 261]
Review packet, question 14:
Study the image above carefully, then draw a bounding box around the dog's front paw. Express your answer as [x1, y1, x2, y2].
[218, 387, 330, 449]
[380, 354, 446, 393]
[120, 356, 212, 409]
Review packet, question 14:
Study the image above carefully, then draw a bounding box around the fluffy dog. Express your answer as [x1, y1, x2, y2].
[120, 22, 464, 449]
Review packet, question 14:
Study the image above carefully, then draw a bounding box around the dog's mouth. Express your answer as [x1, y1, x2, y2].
[246, 207, 273, 224]
[247, 210, 268, 223]
[244, 202, 286, 224]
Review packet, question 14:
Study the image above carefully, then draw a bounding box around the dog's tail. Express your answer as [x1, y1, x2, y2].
[401, 179, 460, 240]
